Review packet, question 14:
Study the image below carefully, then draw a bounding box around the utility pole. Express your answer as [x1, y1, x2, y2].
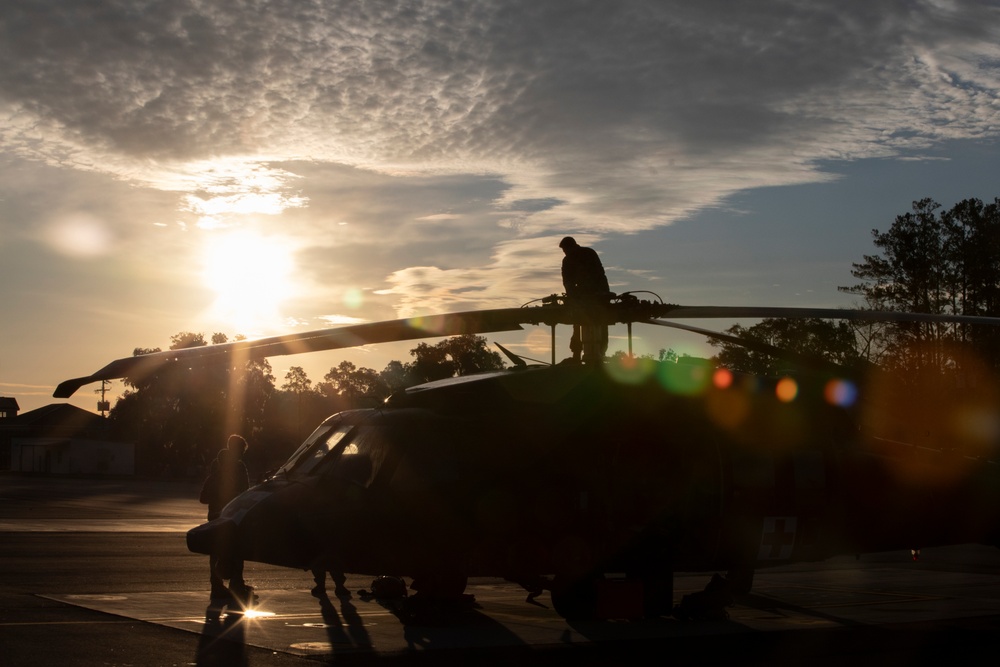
[95, 380, 111, 417]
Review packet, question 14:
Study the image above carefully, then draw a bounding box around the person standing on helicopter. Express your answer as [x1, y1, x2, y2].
[559, 236, 611, 363]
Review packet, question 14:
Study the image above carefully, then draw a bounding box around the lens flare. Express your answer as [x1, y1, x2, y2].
[44, 214, 114, 257]
[343, 288, 364, 309]
[707, 389, 750, 430]
[713, 368, 733, 389]
[775, 377, 798, 403]
[657, 359, 712, 395]
[824, 379, 858, 407]
[954, 405, 1000, 449]
[606, 355, 657, 385]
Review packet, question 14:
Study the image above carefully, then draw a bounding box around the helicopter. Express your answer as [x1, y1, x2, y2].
[54, 292, 1000, 620]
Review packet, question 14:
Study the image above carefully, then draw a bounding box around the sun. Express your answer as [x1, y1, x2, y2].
[200, 231, 296, 332]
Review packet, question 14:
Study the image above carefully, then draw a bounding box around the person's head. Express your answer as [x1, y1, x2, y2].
[559, 236, 578, 254]
[226, 434, 248, 458]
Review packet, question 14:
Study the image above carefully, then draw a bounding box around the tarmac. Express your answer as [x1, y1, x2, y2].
[5, 476, 1000, 664]
[41, 558, 1000, 660]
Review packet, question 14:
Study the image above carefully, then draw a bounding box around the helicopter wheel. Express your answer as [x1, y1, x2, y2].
[724, 565, 754, 596]
[638, 571, 674, 618]
[550, 573, 600, 620]
[410, 571, 469, 599]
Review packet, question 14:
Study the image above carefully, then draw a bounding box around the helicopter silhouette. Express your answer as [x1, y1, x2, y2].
[55, 292, 1000, 620]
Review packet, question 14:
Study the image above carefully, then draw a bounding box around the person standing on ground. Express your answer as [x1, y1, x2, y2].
[311, 561, 351, 600]
[200, 434, 253, 603]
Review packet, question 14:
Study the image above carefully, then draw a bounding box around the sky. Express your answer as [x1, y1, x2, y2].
[3, 0, 1000, 415]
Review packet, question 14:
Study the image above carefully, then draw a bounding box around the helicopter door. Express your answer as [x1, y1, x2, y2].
[314, 425, 400, 570]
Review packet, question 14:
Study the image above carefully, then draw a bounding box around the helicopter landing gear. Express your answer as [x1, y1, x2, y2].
[409, 571, 469, 599]
[636, 571, 673, 618]
[724, 565, 755, 596]
[550, 573, 600, 620]
[550, 569, 674, 620]
[396, 571, 473, 624]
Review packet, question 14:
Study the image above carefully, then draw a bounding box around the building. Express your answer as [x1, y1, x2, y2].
[0, 401, 134, 475]
[0, 397, 18, 419]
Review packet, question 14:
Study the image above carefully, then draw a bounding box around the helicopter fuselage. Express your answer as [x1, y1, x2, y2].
[187, 360, 1000, 615]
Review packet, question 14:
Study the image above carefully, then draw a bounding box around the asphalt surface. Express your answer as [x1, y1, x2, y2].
[2, 476, 1000, 666]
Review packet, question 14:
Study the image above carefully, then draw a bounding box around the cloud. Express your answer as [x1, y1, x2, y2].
[2, 0, 1000, 315]
[377, 235, 576, 316]
[3, 2, 998, 219]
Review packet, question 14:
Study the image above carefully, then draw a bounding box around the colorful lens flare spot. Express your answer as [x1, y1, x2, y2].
[658, 359, 712, 395]
[775, 377, 798, 403]
[343, 288, 364, 309]
[713, 368, 733, 389]
[824, 379, 858, 407]
[606, 355, 657, 385]
[707, 390, 750, 430]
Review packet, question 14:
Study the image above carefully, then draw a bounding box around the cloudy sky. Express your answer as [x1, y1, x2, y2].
[3, 0, 1000, 414]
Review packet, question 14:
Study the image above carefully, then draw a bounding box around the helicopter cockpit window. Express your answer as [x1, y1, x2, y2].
[277, 424, 354, 476]
[323, 426, 389, 489]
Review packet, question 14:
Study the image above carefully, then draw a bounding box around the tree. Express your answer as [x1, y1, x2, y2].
[840, 197, 1000, 373]
[171, 331, 209, 350]
[282, 366, 312, 394]
[608, 348, 680, 364]
[258, 366, 334, 467]
[840, 199, 952, 372]
[940, 198, 1000, 369]
[440, 334, 507, 377]
[380, 360, 410, 395]
[230, 358, 274, 441]
[109, 331, 274, 476]
[710, 318, 862, 376]
[838, 198, 1000, 450]
[320, 361, 390, 406]
[404, 334, 505, 385]
[406, 342, 453, 384]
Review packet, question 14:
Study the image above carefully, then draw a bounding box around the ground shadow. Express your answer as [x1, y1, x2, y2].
[196, 605, 248, 667]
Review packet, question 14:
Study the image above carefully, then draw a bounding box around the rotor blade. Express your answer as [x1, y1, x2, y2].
[648, 320, 788, 355]
[647, 319, 851, 372]
[654, 305, 1000, 326]
[55, 299, 1000, 398]
[54, 308, 527, 398]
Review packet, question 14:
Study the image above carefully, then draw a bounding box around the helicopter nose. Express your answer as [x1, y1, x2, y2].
[186, 517, 236, 556]
[186, 485, 327, 570]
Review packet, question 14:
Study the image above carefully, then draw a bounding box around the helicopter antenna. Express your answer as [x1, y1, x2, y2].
[495, 343, 526, 367]
[495, 342, 550, 367]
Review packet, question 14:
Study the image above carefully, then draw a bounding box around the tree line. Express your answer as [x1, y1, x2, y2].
[108, 197, 1000, 474]
[108, 334, 505, 476]
[710, 197, 1000, 454]
[711, 197, 1000, 377]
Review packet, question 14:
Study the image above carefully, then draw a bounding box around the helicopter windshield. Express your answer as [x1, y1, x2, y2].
[322, 425, 390, 488]
[276, 423, 354, 476]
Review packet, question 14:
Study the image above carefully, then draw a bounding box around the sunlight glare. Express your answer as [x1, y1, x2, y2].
[201, 231, 297, 331]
